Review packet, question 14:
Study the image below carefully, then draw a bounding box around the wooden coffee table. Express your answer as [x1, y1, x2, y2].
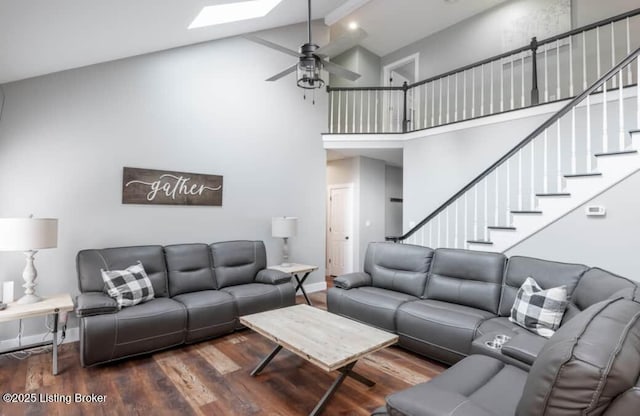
[240, 304, 398, 415]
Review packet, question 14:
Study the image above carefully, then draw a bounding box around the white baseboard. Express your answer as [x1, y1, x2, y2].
[0, 327, 79, 350]
[299, 281, 327, 295]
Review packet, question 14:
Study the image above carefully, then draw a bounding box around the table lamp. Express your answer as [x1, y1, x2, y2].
[272, 217, 297, 267]
[0, 216, 58, 304]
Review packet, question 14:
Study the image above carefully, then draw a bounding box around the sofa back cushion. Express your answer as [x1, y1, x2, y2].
[363, 242, 434, 298]
[516, 294, 640, 416]
[563, 267, 638, 322]
[77, 245, 168, 297]
[499, 256, 587, 317]
[426, 248, 506, 314]
[165, 244, 216, 296]
[210, 240, 266, 288]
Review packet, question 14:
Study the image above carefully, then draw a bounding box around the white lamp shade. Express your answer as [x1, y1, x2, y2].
[272, 217, 298, 238]
[0, 218, 58, 251]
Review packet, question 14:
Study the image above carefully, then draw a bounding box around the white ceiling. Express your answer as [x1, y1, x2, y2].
[327, 148, 403, 167]
[0, 0, 505, 84]
[332, 0, 506, 57]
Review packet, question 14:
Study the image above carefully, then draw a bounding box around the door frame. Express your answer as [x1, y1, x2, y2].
[382, 53, 420, 131]
[326, 183, 356, 276]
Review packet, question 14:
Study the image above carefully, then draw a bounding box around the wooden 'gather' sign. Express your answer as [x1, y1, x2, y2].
[122, 167, 223, 206]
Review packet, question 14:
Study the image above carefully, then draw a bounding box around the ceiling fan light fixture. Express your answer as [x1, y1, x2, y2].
[189, 0, 282, 29]
[296, 57, 324, 89]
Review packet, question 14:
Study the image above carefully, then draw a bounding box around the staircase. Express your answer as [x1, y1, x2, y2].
[397, 47, 640, 253]
[469, 130, 640, 252]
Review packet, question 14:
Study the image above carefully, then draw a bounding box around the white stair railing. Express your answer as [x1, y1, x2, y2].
[328, 9, 640, 135]
[394, 47, 640, 250]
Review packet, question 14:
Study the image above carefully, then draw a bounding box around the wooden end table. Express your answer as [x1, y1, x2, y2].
[268, 263, 318, 305]
[240, 304, 398, 415]
[0, 293, 75, 375]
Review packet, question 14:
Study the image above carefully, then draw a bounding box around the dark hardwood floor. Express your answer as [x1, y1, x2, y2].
[0, 286, 446, 416]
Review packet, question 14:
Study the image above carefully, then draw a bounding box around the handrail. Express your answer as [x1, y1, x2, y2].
[327, 7, 640, 93]
[388, 46, 640, 242]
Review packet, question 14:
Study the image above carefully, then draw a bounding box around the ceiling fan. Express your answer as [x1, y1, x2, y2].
[245, 0, 365, 90]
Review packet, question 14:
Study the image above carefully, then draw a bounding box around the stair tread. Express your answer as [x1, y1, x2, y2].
[594, 150, 638, 157]
[487, 226, 516, 230]
[563, 172, 602, 178]
[536, 193, 571, 196]
[511, 210, 543, 214]
[467, 240, 493, 245]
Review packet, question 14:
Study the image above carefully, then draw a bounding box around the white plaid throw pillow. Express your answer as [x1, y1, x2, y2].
[509, 277, 568, 338]
[101, 261, 155, 308]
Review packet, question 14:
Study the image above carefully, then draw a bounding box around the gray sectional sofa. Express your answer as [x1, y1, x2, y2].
[75, 240, 295, 367]
[327, 242, 640, 415]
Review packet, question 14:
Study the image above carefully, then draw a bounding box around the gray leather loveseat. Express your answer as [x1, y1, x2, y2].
[75, 240, 294, 367]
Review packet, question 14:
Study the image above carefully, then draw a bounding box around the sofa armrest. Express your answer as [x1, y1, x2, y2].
[501, 333, 547, 365]
[75, 292, 119, 317]
[333, 272, 372, 290]
[255, 269, 292, 285]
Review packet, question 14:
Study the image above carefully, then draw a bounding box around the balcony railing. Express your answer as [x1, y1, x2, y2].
[326, 8, 640, 134]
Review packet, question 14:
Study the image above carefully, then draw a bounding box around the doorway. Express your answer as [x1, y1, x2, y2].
[383, 53, 420, 131]
[327, 184, 355, 276]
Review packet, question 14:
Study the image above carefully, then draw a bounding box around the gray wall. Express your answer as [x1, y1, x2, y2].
[0, 22, 329, 339]
[385, 165, 403, 238]
[330, 46, 381, 87]
[358, 157, 386, 264]
[506, 170, 640, 281]
[403, 111, 554, 230]
[573, 0, 639, 26]
[382, 0, 572, 83]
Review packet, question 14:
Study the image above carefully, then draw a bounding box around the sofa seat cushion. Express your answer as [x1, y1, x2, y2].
[327, 286, 417, 332]
[386, 355, 528, 416]
[172, 291, 237, 342]
[79, 297, 186, 366]
[396, 300, 494, 364]
[222, 282, 294, 317]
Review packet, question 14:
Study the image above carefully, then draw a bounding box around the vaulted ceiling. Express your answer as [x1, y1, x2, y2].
[0, 0, 505, 84]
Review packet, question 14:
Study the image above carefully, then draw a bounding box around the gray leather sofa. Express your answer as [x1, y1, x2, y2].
[75, 240, 295, 367]
[328, 242, 637, 369]
[328, 242, 640, 415]
[380, 289, 640, 416]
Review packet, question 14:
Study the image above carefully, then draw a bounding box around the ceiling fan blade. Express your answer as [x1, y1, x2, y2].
[266, 64, 298, 82]
[321, 59, 361, 82]
[244, 35, 301, 58]
[315, 28, 367, 58]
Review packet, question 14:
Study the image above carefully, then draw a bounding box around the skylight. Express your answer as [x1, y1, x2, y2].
[189, 0, 283, 29]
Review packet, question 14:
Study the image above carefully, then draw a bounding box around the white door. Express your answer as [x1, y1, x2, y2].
[328, 186, 354, 276]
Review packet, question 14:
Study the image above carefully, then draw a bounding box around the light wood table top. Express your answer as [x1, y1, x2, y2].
[0, 293, 74, 323]
[268, 263, 318, 274]
[240, 304, 398, 372]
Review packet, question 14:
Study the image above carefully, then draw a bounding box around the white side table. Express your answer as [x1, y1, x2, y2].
[0, 293, 74, 375]
[269, 264, 318, 305]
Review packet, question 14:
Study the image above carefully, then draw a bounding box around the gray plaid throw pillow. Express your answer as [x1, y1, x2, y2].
[509, 276, 568, 338]
[101, 261, 155, 308]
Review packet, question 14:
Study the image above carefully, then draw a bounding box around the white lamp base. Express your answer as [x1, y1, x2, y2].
[18, 250, 42, 304]
[17, 293, 42, 304]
